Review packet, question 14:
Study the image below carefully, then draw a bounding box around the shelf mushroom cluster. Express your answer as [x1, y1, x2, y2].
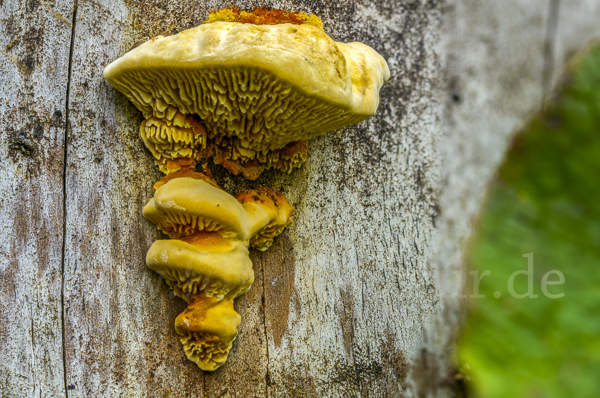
[104, 7, 389, 371]
[144, 168, 293, 370]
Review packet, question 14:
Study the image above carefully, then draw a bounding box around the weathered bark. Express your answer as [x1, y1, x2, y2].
[0, 0, 73, 396]
[1, 0, 599, 397]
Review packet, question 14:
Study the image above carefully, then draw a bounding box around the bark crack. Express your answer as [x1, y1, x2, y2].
[261, 256, 271, 398]
[61, 1, 78, 396]
[542, 0, 560, 96]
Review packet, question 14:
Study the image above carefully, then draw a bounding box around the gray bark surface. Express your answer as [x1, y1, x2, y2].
[0, 0, 73, 396]
[1, 0, 599, 397]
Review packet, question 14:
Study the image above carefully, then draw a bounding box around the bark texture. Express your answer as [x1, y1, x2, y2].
[0, 0, 73, 396]
[1, 0, 599, 397]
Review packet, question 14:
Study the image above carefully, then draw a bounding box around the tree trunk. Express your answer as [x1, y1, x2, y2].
[1, 0, 599, 397]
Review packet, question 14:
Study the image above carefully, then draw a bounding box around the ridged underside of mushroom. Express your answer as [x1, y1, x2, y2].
[104, 21, 389, 178]
[208, 134, 308, 180]
[146, 208, 230, 238]
[250, 221, 293, 251]
[146, 238, 254, 301]
[143, 177, 250, 239]
[178, 331, 234, 372]
[175, 297, 241, 372]
[112, 64, 374, 151]
[139, 111, 207, 175]
[140, 106, 308, 178]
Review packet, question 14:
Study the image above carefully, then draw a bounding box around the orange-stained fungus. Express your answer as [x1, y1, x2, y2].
[204, 6, 324, 29]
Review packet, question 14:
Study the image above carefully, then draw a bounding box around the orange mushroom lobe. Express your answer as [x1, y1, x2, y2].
[204, 7, 324, 29]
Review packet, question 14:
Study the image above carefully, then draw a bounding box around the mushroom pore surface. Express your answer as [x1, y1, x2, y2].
[103, 8, 389, 179]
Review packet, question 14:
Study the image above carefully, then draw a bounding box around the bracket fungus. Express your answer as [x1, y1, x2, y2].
[104, 7, 390, 179]
[104, 6, 388, 372]
[144, 169, 293, 371]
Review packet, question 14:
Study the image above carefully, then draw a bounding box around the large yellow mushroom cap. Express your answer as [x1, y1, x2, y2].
[103, 13, 390, 178]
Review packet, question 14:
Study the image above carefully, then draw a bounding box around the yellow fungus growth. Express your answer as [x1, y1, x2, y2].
[143, 174, 250, 240]
[146, 238, 254, 301]
[175, 297, 241, 371]
[103, 9, 389, 179]
[204, 6, 324, 29]
[139, 112, 208, 175]
[144, 170, 293, 370]
[151, 166, 220, 192]
[105, 6, 388, 371]
[237, 187, 295, 251]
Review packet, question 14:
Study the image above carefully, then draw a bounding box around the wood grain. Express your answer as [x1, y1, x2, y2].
[0, 0, 73, 396]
